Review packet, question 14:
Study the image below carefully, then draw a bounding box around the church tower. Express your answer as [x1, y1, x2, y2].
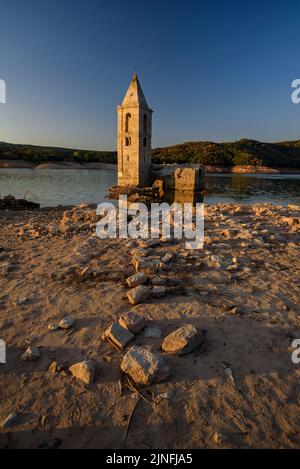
[117, 74, 153, 187]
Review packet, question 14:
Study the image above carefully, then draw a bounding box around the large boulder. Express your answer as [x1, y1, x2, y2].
[103, 322, 134, 348]
[162, 324, 204, 355]
[69, 360, 95, 384]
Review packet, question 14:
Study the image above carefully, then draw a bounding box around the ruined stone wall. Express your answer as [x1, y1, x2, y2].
[152, 166, 205, 192]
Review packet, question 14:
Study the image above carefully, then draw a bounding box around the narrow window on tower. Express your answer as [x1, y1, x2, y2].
[143, 114, 147, 133]
[125, 137, 131, 146]
[125, 113, 131, 132]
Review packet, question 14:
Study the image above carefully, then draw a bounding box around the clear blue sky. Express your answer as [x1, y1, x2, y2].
[0, 0, 299, 150]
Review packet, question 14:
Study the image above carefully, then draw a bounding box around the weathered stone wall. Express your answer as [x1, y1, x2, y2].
[151, 165, 205, 192]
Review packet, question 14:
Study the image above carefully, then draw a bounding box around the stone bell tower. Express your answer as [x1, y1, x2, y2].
[117, 74, 153, 187]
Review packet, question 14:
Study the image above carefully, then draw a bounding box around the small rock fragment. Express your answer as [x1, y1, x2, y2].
[103, 322, 134, 349]
[121, 346, 170, 385]
[48, 324, 59, 332]
[119, 312, 146, 334]
[48, 361, 64, 374]
[151, 277, 166, 286]
[152, 286, 166, 298]
[21, 346, 40, 361]
[69, 360, 95, 384]
[143, 326, 162, 338]
[224, 366, 236, 386]
[58, 315, 75, 330]
[161, 252, 176, 263]
[162, 324, 204, 355]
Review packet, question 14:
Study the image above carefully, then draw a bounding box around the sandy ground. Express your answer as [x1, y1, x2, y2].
[0, 202, 299, 449]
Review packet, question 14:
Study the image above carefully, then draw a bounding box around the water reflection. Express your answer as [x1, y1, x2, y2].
[164, 190, 204, 206]
[205, 174, 300, 205]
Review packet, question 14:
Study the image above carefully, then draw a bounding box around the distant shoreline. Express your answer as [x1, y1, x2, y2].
[0, 159, 300, 174]
[0, 160, 116, 170]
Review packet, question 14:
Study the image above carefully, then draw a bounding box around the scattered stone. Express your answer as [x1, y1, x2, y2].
[226, 264, 238, 271]
[210, 254, 224, 267]
[1, 412, 19, 429]
[14, 297, 29, 306]
[143, 326, 162, 338]
[103, 322, 134, 348]
[151, 277, 166, 286]
[127, 285, 152, 305]
[48, 361, 64, 374]
[39, 438, 62, 449]
[121, 346, 170, 385]
[48, 225, 59, 236]
[159, 262, 172, 271]
[58, 315, 75, 330]
[135, 259, 158, 274]
[152, 286, 166, 298]
[212, 431, 224, 445]
[126, 272, 147, 288]
[155, 390, 174, 402]
[21, 346, 40, 361]
[138, 239, 161, 248]
[161, 252, 176, 263]
[131, 248, 149, 257]
[162, 324, 204, 355]
[69, 360, 95, 384]
[48, 323, 59, 332]
[119, 312, 146, 334]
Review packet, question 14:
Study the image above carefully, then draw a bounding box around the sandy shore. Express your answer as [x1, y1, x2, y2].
[0, 203, 299, 449]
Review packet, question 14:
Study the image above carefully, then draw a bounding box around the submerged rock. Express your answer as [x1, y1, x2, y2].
[121, 346, 170, 385]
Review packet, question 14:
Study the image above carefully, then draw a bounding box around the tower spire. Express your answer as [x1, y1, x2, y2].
[121, 73, 149, 109]
[117, 74, 153, 187]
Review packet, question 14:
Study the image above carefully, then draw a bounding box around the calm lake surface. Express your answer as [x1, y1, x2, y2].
[0, 168, 299, 207]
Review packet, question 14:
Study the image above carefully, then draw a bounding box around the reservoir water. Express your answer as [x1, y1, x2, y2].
[0, 168, 299, 207]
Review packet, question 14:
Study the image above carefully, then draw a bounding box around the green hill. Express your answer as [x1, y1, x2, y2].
[0, 142, 117, 164]
[152, 139, 300, 168]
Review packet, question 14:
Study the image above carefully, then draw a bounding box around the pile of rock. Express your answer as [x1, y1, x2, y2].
[0, 195, 40, 211]
[102, 309, 205, 386]
[57, 204, 99, 236]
